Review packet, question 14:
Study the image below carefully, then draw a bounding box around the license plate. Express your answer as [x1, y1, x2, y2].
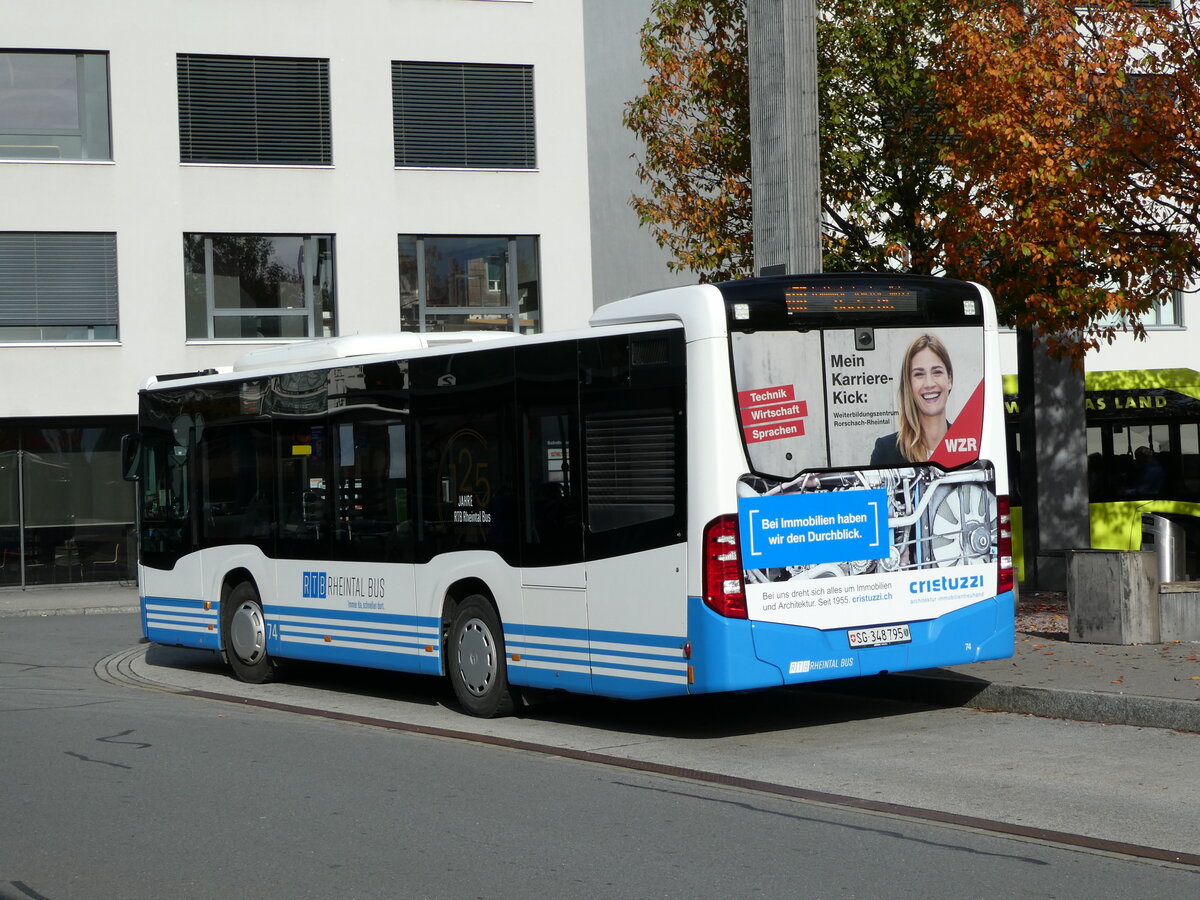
[847, 623, 912, 648]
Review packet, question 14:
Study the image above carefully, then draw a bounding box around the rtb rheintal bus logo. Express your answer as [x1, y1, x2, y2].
[302, 571, 328, 599]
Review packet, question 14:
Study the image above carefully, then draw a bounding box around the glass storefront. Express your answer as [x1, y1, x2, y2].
[0, 419, 135, 588]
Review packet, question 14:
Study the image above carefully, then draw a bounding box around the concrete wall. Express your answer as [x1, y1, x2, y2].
[1160, 583, 1200, 643]
[582, 0, 694, 307]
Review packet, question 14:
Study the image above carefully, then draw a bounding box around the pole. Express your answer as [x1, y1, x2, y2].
[747, 0, 822, 275]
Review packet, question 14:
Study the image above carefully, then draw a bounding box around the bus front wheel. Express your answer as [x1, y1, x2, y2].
[447, 595, 515, 718]
[222, 581, 277, 684]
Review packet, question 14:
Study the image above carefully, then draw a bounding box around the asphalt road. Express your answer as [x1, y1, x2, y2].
[1, 613, 1197, 899]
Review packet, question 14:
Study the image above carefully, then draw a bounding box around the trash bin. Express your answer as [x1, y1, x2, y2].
[1142, 514, 1186, 583]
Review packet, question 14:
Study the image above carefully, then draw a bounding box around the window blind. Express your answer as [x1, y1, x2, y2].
[393, 61, 535, 169]
[178, 54, 332, 165]
[0, 232, 119, 327]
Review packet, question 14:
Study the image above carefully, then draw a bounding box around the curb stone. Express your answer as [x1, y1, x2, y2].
[826, 670, 1200, 734]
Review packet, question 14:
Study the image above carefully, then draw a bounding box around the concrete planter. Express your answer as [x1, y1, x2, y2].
[1160, 582, 1200, 643]
[1067, 550, 1160, 645]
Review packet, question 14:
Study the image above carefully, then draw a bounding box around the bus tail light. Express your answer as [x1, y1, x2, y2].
[997, 495, 1015, 595]
[703, 515, 748, 618]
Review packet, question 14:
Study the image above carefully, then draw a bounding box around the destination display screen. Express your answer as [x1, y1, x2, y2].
[784, 285, 919, 317]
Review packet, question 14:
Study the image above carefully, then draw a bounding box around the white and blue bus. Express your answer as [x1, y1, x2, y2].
[124, 274, 1014, 716]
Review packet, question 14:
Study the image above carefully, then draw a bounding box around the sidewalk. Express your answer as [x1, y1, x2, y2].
[834, 594, 1200, 733]
[3, 585, 1198, 731]
[0, 583, 140, 618]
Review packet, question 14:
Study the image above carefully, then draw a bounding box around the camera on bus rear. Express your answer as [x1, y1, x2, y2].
[854, 327, 875, 351]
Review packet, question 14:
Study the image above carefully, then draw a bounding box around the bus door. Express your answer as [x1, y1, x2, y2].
[579, 332, 689, 699]
[516, 342, 590, 694]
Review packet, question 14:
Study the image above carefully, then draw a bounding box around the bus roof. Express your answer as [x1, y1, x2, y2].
[230, 331, 513, 372]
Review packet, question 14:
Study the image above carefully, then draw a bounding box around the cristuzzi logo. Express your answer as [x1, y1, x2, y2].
[302, 571, 328, 599]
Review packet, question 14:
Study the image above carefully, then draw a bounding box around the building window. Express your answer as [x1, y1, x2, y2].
[0, 232, 118, 341]
[184, 234, 336, 340]
[0, 418, 135, 587]
[1138, 290, 1182, 328]
[392, 62, 535, 169]
[177, 54, 332, 165]
[0, 50, 111, 161]
[398, 235, 540, 333]
[1093, 288, 1183, 331]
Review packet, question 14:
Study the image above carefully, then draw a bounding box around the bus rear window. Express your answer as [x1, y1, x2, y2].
[730, 325, 987, 478]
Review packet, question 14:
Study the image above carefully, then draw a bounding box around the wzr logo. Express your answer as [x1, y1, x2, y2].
[302, 571, 327, 599]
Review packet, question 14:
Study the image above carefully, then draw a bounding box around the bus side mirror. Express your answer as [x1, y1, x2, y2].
[121, 433, 142, 482]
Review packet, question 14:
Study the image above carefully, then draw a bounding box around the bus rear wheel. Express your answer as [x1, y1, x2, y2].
[447, 595, 515, 718]
[222, 581, 277, 684]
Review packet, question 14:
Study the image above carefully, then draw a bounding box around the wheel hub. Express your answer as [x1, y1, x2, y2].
[230, 601, 266, 665]
[457, 618, 495, 696]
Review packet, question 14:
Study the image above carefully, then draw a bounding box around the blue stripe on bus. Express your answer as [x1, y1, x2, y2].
[278, 643, 431, 673]
[589, 658, 687, 677]
[267, 604, 432, 628]
[505, 623, 689, 698]
[276, 622, 430, 642]
[505, 622, 684, 649]
[143, 595, 206, 608]
[141, 595, 220, 651]
[514, 651, 682, 678]
[511, 637, 680, 666]
[590, 672, 690, 700]
[145, 609, 213, 622]
[278, 631, 426, 652]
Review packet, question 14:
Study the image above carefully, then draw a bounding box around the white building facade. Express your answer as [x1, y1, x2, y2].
[1, 0, 1193, 588]
[0, 0, 692, 587]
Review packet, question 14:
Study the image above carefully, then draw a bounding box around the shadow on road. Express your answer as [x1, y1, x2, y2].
[143, 642, 957, 739]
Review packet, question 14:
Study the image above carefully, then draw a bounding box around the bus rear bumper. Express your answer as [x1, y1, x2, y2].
[686, 592, 1016, 694]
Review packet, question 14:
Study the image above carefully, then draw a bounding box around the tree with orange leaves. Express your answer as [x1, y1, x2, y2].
[625, 0, 1200, 364]
[624, 0, 963, 281]
[622, 0, 752, 281]
[936, 0, 1200, 361]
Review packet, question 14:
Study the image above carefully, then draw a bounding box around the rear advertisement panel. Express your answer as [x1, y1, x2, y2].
[737, 463, 998, 630]
[731, 324, 997, 633]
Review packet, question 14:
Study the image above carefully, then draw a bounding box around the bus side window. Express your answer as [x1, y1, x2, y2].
[578, 331, 686, 557]
[330, 417, 412, 562]
[522, 409, 580, 563]
[276, 422, 329, 553]
[200, 424, 271, 544]
[517, 340, 582, 568]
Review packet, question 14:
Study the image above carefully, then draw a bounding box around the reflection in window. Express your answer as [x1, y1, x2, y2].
[331, 417, 412, 561]
[184, 233, 336, 339]
[1088, 420, 1200, 503]
[1095, 288, 1183, 330]
[0, 421, 135, 587]
[0, 50, 111, 160]
[1137, 291, 1180, 328]
[398, 235, 539, 333]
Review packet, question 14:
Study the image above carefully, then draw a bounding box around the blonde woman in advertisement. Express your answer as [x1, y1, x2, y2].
[871, 333, 954, 466]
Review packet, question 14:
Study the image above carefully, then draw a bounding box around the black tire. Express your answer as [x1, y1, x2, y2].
[221, 581, 277, 684]
[447, 594, 516, 717]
